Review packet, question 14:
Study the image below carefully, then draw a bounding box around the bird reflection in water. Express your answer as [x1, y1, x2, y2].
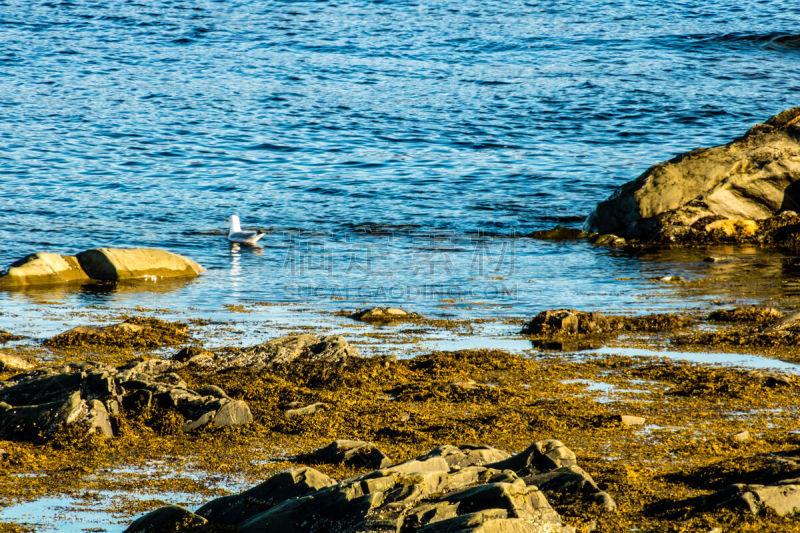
[229, 242, 263, 297]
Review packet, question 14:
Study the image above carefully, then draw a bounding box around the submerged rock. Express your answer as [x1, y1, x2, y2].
[132, 440, 590, 532]
[76, 247, 204, 281]
[528, 226, 589, 241]
[585, 107, 800, 241]
[0, 252, 90, 288]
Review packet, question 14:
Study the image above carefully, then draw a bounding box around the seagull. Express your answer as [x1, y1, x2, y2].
[226, 214, 265, 245]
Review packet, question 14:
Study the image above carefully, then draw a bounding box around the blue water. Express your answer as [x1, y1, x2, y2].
[2, 0, 800, 335]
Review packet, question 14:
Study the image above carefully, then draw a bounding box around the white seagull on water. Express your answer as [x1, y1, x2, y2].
[226, 215, 265, 245]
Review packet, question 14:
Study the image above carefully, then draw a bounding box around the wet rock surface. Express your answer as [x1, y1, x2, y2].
[0, 357, 252, 441]
[527, 226, 589, 241]
[130, 440, 594, 532]
[44, 317, 189, 349]
[585, 107, 800, 242]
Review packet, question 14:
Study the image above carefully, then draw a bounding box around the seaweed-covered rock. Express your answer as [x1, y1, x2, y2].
[522, 310, 613, 336]
[585, 107, 800, 241]
[220, 334, 360, 370]
[0, 252, 90, 288]
[528, 226, 590, 241]
[708, 306, 783, 325]
[44, 317, 189, 349]
[77, 247, 204, 281]
[522, 309, 692, 346]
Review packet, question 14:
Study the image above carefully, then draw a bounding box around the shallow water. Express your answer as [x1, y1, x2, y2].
[2, 0, 800, 333]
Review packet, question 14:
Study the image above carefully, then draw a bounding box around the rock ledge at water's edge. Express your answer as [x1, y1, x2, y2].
[584, 107, 800, 243]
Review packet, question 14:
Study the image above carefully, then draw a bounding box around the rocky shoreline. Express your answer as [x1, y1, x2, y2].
[6, 107, 800, 531]
[2, 304, 800, 532]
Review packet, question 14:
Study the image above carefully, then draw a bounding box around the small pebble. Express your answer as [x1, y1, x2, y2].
[704, 256, 722, 263]
[616, 415, 646, 426]
[731, 430, 750, 443]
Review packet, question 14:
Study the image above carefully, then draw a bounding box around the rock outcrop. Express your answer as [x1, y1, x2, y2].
[0, 252, 90, 288]
[0, 248, 204, 289]
[585, 107, 800, 241]
[128, 439, 608, 533]
[0, 358, 252, 441]
[218, 334, 360, 371]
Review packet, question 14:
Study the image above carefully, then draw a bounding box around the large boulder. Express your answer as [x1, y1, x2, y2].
[76, 248, 204, 281]
[585, 107, 800, 241]
[0, 252, 90, 288]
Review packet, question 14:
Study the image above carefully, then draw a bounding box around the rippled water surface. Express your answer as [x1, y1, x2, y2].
[2, 0, 800, 332]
